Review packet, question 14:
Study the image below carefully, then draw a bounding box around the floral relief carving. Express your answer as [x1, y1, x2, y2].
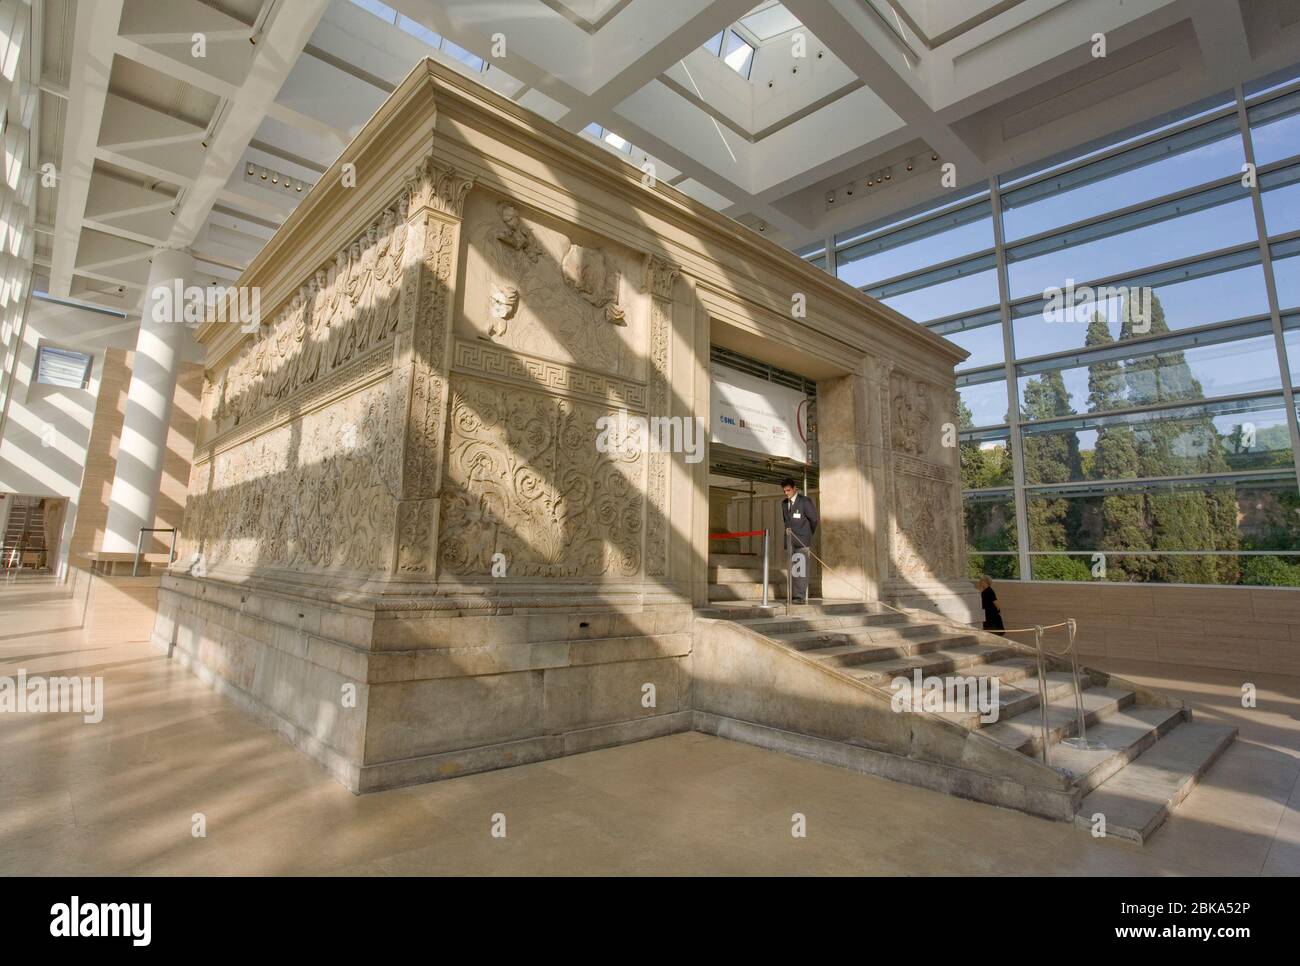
[438, 375, 644, 579]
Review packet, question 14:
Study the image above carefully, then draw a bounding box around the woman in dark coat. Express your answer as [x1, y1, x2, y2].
[977, 576, 1005, 635]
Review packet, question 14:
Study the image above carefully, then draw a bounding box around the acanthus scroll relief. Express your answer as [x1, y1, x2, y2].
[439, 375, 644, 579]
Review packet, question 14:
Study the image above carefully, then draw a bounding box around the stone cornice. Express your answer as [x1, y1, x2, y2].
[199, 58, 965, 373]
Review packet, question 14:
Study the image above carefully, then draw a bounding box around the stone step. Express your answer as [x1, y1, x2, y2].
[707, 582, 786, 601]
[1074, 721, 1237, 843]
[777, 621, 953, 652]
[735, 611, 907, 636]
[981, 686, 1136, 757]
[793, 629, 976, 666]
[695, 603, 779, 620]
[1045, 705, 1186, 796]
[900, 666, 1077, 729]
[846, 641, 1023, 685]
[710, 565, 771, 583]
[707, 552, 769, 568]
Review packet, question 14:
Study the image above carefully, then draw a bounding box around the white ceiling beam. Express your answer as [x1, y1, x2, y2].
[1187, 0, 1252, 91]
[48, 0, 124, 298]
[783, 0, 985, 179]
[166, 0, 329, 249]
[559, 0, 757, 133]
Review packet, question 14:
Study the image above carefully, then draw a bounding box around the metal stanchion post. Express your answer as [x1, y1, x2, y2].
[761, 529, 769, 608]
[1034, 625, 1051, 767]
[1060, 617, 1104, 751]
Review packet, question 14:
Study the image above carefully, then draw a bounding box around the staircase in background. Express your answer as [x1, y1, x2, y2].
[693, 584, 1236, 843]
[3, 497, 48, 570]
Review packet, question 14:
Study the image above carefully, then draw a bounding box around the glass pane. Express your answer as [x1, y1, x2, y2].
[963, 491, 1018, 580]
[1262, 171, 1300, 236]
[1025, 477, 1300, 584]
[836, 203, 994, 289]
[1005, 196, 1257, 300]
[35, 346, 92, 388]
[1249, 89, 1300, 166]
[940, 321, 1004, 371]
[1000, 120, 1244, 241]
[1011, 258, 1269, 360]
[957, 376, 1010, 428]
[1021, 397, 1292, 484]
[397, 15, 441, 46]
[961, 434, 1013, 489]
[1018, 329, 1282, 417]
[1275, 250, 1300, 313]
[880, 266, 999, 324]
[723, 31, 754, 77]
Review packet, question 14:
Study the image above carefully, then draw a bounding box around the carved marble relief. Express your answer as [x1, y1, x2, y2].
[459, 193, 643, 380]
[178, 381, 394, 574]
[207, 197, 408, 440]
[890, 470, 957, 580]
[642, 254, 679, 579]
[438, 374, 644, 579]
[886, 368, 960, 580]
[889, 370, 933, 458]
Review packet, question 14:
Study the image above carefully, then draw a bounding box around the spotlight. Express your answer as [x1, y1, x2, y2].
[826, 190, 835, 204]
[931, 152, 939, 161]
[906, 158, 913, 171]
[884, 168, 891, 180]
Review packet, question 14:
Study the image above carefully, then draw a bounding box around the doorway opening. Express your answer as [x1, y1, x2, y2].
[707, 346, 818, 605]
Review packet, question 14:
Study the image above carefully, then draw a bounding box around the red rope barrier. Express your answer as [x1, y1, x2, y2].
[708, 530, 766, 539]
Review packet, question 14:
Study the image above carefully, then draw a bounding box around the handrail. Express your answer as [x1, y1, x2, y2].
[134, 527, 178, 577]
[782, 527, 1095, 768]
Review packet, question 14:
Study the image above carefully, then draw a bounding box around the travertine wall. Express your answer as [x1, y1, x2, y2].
[990, 579, 1300, 674]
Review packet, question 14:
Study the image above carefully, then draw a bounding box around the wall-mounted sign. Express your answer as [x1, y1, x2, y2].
[709, 362, 809, 464]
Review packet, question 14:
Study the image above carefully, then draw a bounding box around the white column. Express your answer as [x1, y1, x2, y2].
[101, 248, 194, 553]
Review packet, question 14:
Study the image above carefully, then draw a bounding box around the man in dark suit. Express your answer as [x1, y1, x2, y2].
[781, 478, 819, 604]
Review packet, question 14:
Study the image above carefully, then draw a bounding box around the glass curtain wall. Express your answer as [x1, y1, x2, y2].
[803, 67, 1300, 586]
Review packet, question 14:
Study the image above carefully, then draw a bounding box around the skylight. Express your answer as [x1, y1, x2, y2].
[352, 0, 486, 72]
[722, 32, 755, 78]
[698, 4, 805, 80]
[738, 3, 802, 42]
[583, 123, 635, 155]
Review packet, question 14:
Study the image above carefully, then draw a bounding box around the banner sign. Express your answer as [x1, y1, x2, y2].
[709, 363, 809, 464]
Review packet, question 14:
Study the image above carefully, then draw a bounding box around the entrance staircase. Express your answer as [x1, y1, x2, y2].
[692, 592, 1236, 843]
[707, 540, 819, 603]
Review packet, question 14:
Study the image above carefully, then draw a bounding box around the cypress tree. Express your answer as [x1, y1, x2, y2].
[1085, 312, 1149, 580]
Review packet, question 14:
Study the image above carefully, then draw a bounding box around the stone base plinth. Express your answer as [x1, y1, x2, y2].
[152, 571, 695, 792]
[884, 578, 982, 626]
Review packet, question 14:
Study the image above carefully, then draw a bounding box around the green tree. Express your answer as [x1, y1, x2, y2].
[1121, 292, 1239, 584]
[1021, 370, 1082, 577]
[1085, 311, 1150, 580]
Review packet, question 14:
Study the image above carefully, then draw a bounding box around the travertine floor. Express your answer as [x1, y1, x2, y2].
[1, 579, 1297, 876]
